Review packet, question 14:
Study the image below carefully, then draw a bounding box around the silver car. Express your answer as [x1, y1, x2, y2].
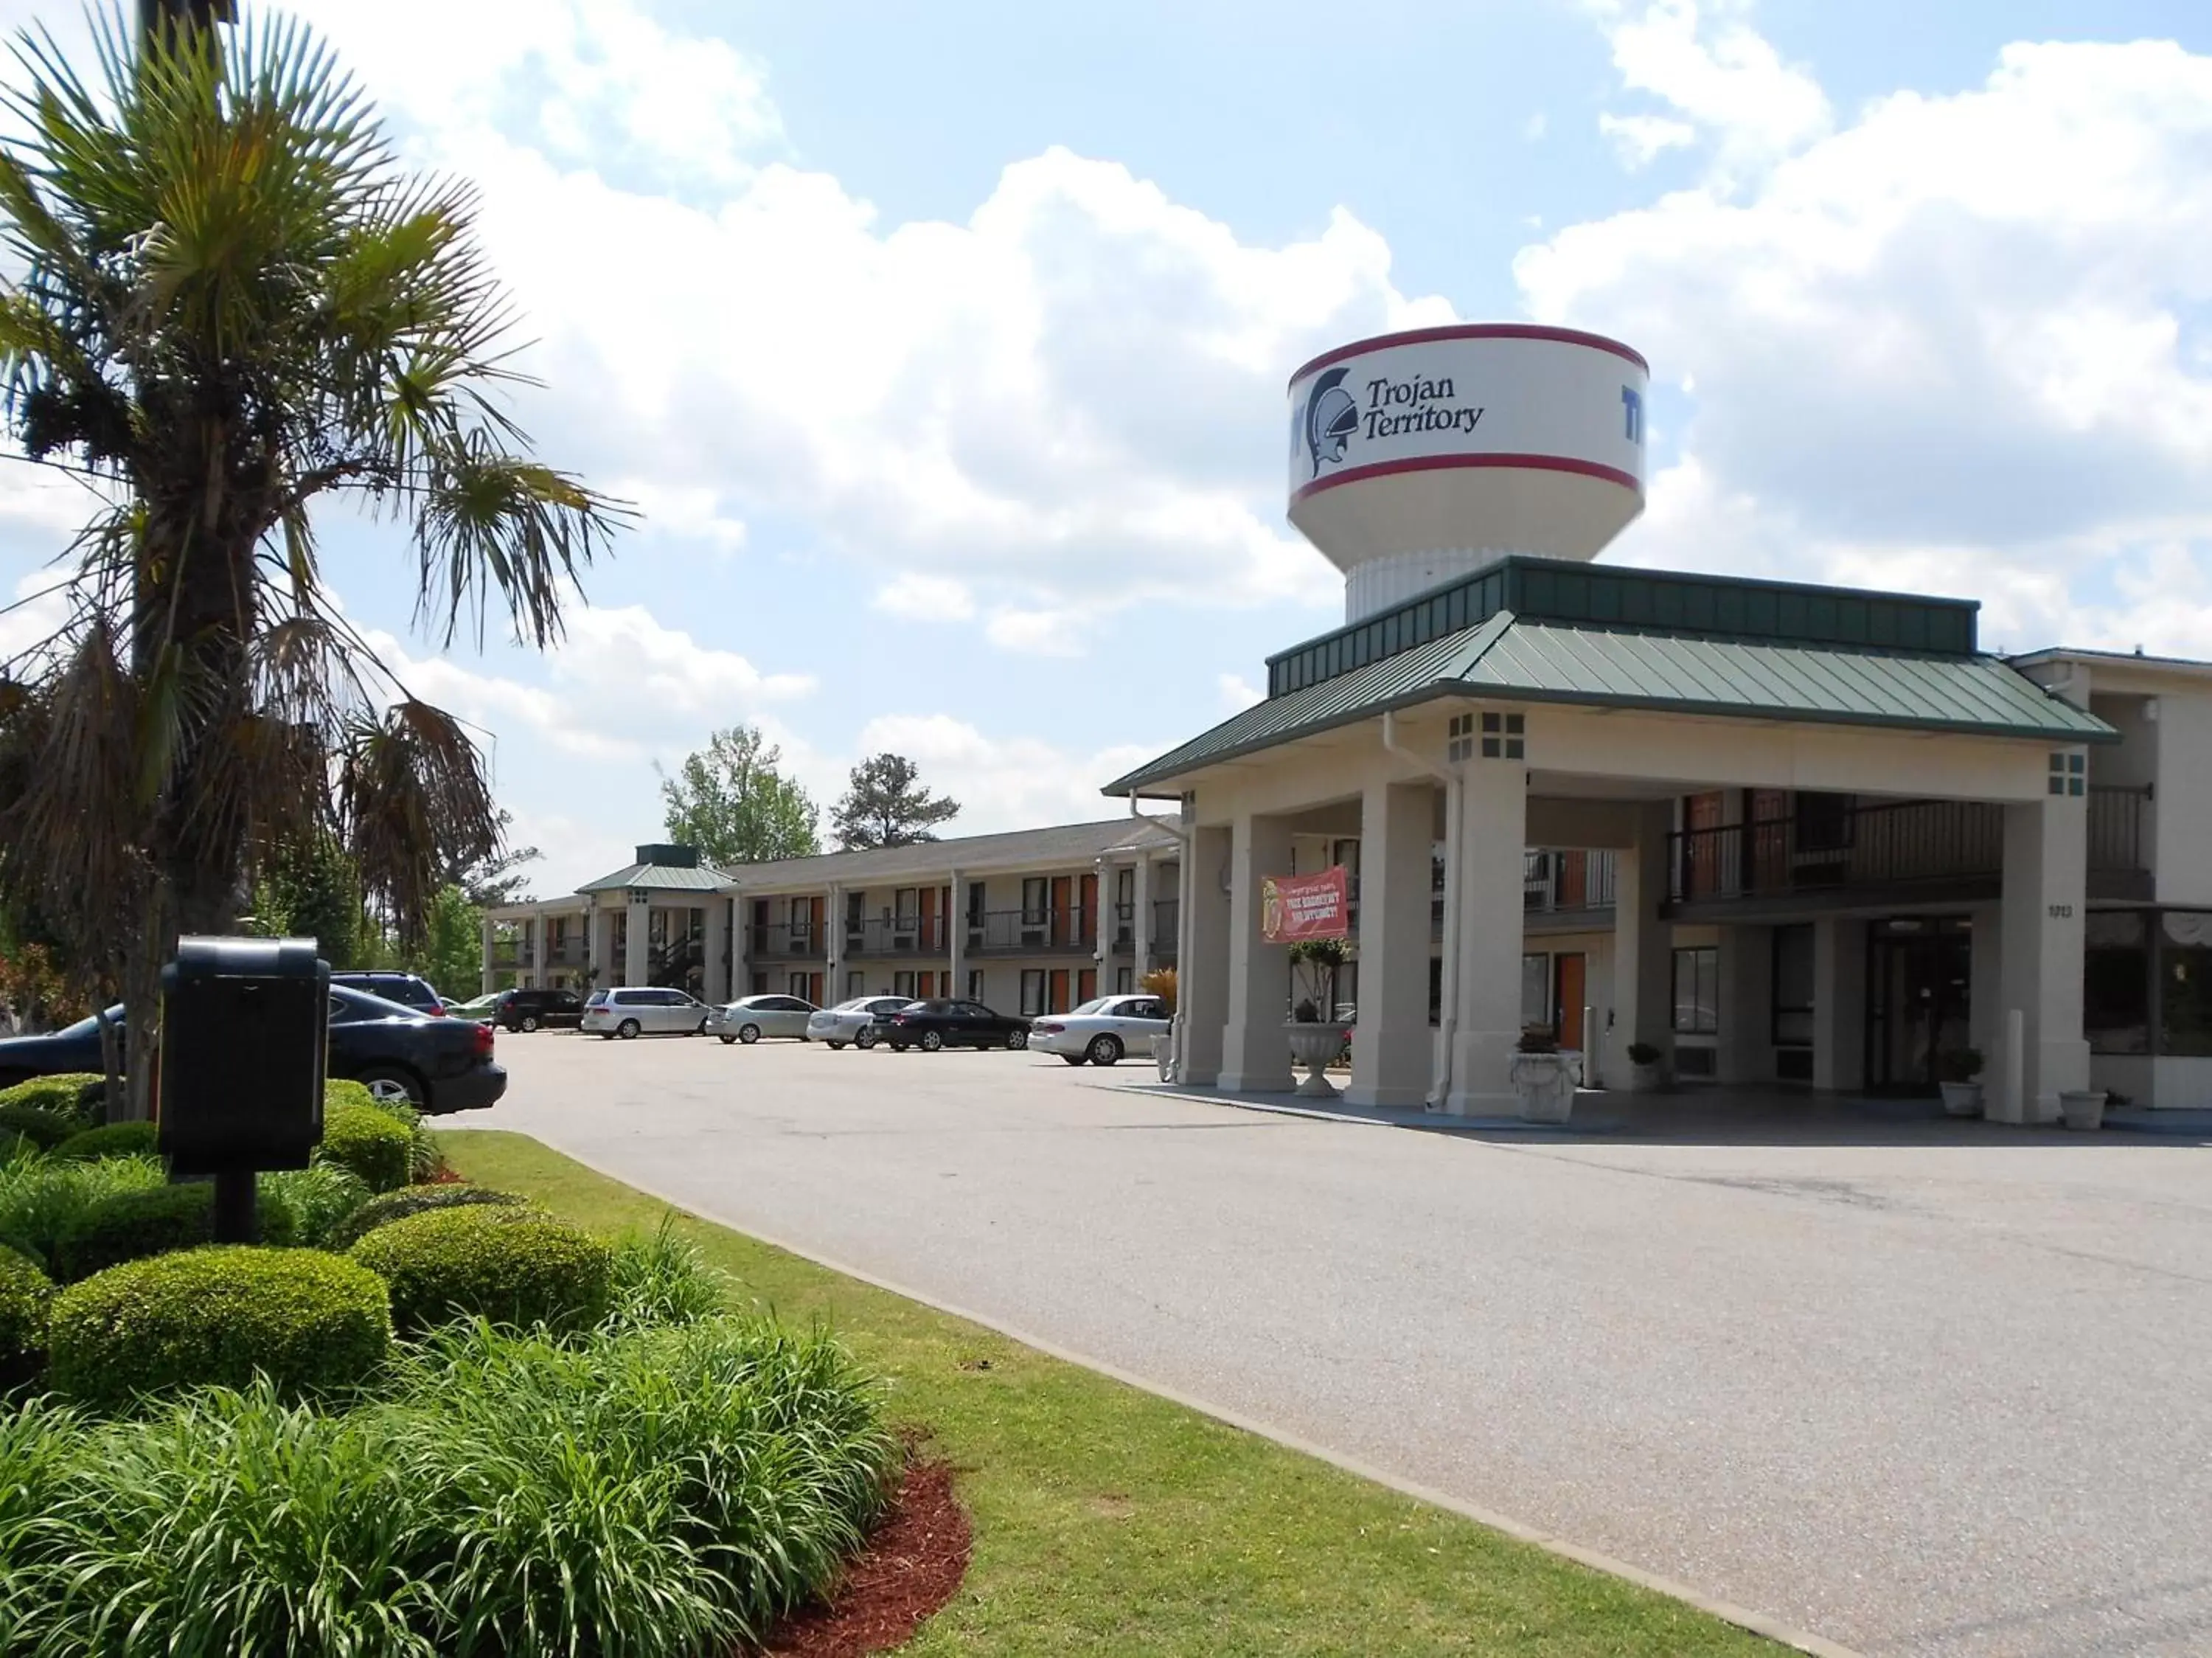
[1029, 994, 1172, 1066]
[581, 986, 712, 1039]
[804, 996, 914, 1050]
[707, 993, 818, 1045]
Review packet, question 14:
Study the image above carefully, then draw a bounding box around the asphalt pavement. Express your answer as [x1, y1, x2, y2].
[448, 1031, 2212, 1658]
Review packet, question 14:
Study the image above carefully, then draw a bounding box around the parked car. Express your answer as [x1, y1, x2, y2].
[448, 991, 504, 1023]
[868, 999, 1031, 1052]
[706, 993, 817, 1045]
[805, 996, 914, 1050]
[496, 986, 585, 1033]
[1029, 993, 1172, 1066]
[329, 971, 445, 1017]
[0, 985, 507, 1114]
[580, 986, 710, 1039]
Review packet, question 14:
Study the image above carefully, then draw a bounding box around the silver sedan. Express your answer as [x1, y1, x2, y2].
[1029, 994, 1172, 1066]
[706, 993, 817, 1045]
[805, 996, 914, 1050]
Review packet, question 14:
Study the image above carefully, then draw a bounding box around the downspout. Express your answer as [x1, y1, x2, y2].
[1131, 792, 1194, 1081]
[1382, 710, 1460, 1111]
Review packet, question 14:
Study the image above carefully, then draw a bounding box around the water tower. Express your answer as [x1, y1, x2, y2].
[1287, 324, 1649, 621]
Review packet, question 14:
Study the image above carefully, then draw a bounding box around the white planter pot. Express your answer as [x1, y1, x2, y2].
[1628, 1061, 1667, 1093]
[2059, 1089, 2107, 1132]
[1284, 1021, 1342, 1099]
[1151, 1033, 1173, 1083]
[1938, 1081, 1984, 1117]
[1509, 1052, 1576, 1124]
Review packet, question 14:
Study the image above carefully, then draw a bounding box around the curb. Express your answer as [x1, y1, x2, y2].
[520, 1131, 1867, 1658]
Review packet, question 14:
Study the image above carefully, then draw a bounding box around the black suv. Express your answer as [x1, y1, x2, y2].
[329, 971, 446, 1016]
[497, 986, 585, 1033]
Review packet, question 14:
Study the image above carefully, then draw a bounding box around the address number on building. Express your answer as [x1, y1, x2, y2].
[2048, 903, 2074, 919]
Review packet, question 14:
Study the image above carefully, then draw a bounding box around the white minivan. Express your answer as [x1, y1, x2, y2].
[580, 986, 711, 1039]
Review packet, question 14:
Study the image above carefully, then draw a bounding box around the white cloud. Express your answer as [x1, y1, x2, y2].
[1218, 672, 1265, 712]
[1588, 0, 1830, 177]
[872, 572, 976, 620]
[1526, 34, 2212, 650]
[852, 713, 1158, 835]
[1523, 112, 1549, 142]
[984, 606, 1085, 657]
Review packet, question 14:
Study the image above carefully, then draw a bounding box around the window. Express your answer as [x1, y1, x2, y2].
[1793, 791, 1854, 854]
[787, 974, 810, 999]
[894, 887, 919, 925]
[1429, 956, 1442, 1027]
[966, 882, 987, 926]
[967, 969, 985, 1001]
[845, 892, 865, 929]
[1021, 878, 1048, 925]
[1116, 966, 1133, 993]
[2161, 912, 2212, 1057]
[1479, 710, 1525, 760]
[1020, 969, 1046, 1016]
[750, 972, 768, 996]
[1520, 953, 1551, 1029]
[1672, 946, 1719, 1034]
[1772, 925, 1815, 1047]
[846, 970, 865, 998]
[894, 970, 917, 999]
[2085, 912, 2150, 1055]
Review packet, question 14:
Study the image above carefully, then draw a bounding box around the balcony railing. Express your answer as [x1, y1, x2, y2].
[966, 909, 1096, 954]
[1667, 788, 2150, 904]
[1525, 850, 1618, 915]
[845, 915, 949, 956]
[750, 923, 826, 959]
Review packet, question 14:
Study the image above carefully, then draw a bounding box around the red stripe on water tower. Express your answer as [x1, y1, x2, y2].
[1290, 451, 1645, 508]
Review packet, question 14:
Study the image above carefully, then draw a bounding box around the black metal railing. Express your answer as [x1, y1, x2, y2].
[1113, 901, 1135, 946]
[750, 923, 825, 958]
[2089, 784, 2151, 872]
[648, 933, 703, 991]
[845, 915, 949, 955]
[1669, 799, 2003, 902]
[1524, 850, 1617, 914]
[966, 909, 1096, 953]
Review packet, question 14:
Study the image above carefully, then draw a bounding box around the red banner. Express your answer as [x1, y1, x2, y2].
[1261, 867, 1350, 943]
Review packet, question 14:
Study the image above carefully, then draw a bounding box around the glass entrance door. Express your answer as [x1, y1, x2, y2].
[1865, 917, 1972, 1092]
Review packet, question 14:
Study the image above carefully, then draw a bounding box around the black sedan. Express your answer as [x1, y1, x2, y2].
[867, 998, 1031, 1052]
[0, 985, 508, 1115]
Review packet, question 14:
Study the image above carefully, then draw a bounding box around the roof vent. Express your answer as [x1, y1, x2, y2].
[633, 843, 699, 868]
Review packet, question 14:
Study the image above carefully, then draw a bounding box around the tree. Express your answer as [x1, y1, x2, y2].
[406, 884, 482, 999]
[0, 10, 622, 1114]
[255, 831, 361, 969]
[830, 753, 960, 850]
[448, 808, 542, 908]
[658, 725, 820, 867]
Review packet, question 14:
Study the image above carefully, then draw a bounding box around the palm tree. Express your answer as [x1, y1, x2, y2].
[0, 7, 625, 1114]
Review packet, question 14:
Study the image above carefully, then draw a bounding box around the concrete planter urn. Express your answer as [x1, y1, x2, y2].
[1938, 1081, 1984, 1117]
[2059, 1089, 2108, 1132]
[1284, 1021, 1342, 1099]
[1151, 1033, 1173, 1083]
[1509, 1052, 1576, 1124]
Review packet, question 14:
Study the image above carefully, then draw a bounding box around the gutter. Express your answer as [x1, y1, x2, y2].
[1380, 710, 1458, 1110]
[1131, 794, 1195, 1082]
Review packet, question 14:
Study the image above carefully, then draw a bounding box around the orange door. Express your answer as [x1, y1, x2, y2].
[1048, 968, 1070, 1013]
[919, 885, 940, 952]
[1077, 968, 1096, 1004]
[1553, 955, 1586, 1050]
[1050, 876, 1072, 946]
[1078, 873, 1097, 946]
[1559, 850, 1587, 908]
[807, 971, 824, 1005]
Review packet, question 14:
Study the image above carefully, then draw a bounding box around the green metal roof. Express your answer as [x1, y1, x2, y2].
[1106, 614, 2115, 797]
[575, 861, 734, 895]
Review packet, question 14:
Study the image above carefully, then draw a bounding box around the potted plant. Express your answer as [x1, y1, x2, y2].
[1934, 1047, 1984, 1117]
[1509, 1025, 1576, 1123]
[1284, 939, 1349, 1097]
[2059, 1086, 2108, 1131]
[1625, 1040, 1667, 1092]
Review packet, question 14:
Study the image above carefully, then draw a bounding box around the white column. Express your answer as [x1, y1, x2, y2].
[479, 916, 496, 995]
[1811, 916, 1866, 1092]
[624, 892, 649, 988]
[1444, 763, 1528, 1114]
[1348, 780, 1436, 1109]
[1133, 854, 1153, 980]
[731, 894, 751, 998]
[825, 884, 842, 1000]
[947, 868, 964, 999]
[1181, 824, 1231, 1084]
[1219, 812, 1296, 1092]
[1994, 790, 2090, 1123]
[587, 899, 608, 986]
[703, 898, 730, 1004]
[1093, 857, 1113, 982]
[1605, 802, 1675, 1091]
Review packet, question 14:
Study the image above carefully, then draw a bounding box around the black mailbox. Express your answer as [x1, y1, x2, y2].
[158, 936, 329, 1177]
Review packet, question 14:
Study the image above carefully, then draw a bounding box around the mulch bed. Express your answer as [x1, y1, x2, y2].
[757, 1457, 971, 1658]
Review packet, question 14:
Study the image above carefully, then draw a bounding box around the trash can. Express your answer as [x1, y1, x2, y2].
[159, 936, 329, 1178]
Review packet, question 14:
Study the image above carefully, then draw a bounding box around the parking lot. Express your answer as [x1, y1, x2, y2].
[453, 1029, 2212, 1658]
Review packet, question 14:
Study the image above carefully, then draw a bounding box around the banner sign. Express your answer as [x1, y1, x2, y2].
[1262, 867, 1351, 943]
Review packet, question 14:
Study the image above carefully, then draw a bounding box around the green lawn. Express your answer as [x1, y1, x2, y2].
[444, 1131, 1781, 1657]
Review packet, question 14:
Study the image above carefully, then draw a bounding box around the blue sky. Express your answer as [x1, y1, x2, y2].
[3, 0, 2211, 892]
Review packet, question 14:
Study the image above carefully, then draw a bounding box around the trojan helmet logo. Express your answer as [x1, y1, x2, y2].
[1301, 367, 1358, 476]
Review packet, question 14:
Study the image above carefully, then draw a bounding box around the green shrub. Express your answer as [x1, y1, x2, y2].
[326, 1181, 528, 1250]
[0, 1073, 99, 1123]
[260, 1164, 373, 1250]
[52, 1120, 160, 1162]
[0, 1103, 83, 1153]
[330, 1078, 441, 1182]
[313, 1100, 414, 1193]
[350, 1205, 612, 1333]
[47, 1246, 392, 1409]
[604, 1214, 728, 1331]
[1, 1318, 892, 1655]
[0, 1153, 167, 1269]
[0, 1129, 33, 1166]
[0, 1244, 54, 1386]
[54, 1180, 296, 1282]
